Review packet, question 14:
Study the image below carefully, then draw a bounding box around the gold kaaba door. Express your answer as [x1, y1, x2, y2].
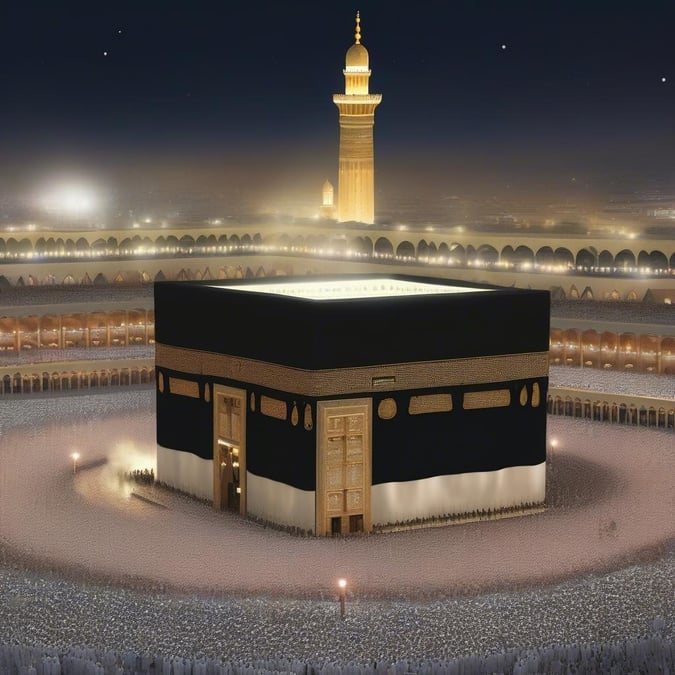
[213, 384, 246, 515]
[316, 398, 372, 536]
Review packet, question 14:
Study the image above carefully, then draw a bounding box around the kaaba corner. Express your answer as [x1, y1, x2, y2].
[154, 274, 550, 535]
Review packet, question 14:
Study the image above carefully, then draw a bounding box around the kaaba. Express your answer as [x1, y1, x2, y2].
[154, 274, 550, 535]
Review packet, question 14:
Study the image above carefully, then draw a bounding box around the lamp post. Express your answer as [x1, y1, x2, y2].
[338, 578, 347, 619]
[71, 452, 80, 475]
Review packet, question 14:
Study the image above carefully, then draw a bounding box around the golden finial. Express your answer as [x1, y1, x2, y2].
[355, 10, 361, 44]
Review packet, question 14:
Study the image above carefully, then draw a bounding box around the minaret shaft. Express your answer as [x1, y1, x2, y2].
[332, 12, 381, 225]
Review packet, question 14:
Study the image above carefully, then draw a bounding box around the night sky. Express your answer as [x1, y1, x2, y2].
[1, 1, 674, 214]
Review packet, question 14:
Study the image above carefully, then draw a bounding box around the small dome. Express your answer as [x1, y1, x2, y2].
[346, 43, 369, 69]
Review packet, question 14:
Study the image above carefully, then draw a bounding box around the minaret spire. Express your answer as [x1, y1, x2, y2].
[354, 11, 361, 44]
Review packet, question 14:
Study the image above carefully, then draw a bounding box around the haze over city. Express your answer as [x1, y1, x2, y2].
[1, 1, 674, 223]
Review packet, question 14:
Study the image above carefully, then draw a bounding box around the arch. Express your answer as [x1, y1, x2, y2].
[575, 248, 595, 269]
[615, 249, 636, 269]
[553, 247, 574, 267]
[574, 398, 583, 417]
[417, 239, 429, 260]
[437, 242, 450, 263]
[637, 250, 651, 269]
[649, 250, 668, 271]
[241, 233, 252, 246]
[598, 250, 613, 269]
[350, 236, 372, 257]
[513, 245, 534, 267]
[535, 246, 554, 266]
[396, 240, 415, 259]
[374, 237, 394, 257]
[657, 407, 666, 428]
[628, 405, 638, 425]
[476, 244, 498, 265]
[34, 237, 47, 256]
[447, 243, 466, 266]
[31, 373, 42, 393]
[18, 238, 33, 255]
[500, 245, 515, 265]
[179, 235, 195, 250]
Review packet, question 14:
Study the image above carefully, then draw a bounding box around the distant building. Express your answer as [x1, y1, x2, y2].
[319, 180, 336, 219]
[155, 274, 550, 535]
[333, 12, 382, 224]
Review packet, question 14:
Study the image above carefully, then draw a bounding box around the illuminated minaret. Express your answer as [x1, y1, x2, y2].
[333, 11, 382, 224]
[319, 179, 336, 219]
